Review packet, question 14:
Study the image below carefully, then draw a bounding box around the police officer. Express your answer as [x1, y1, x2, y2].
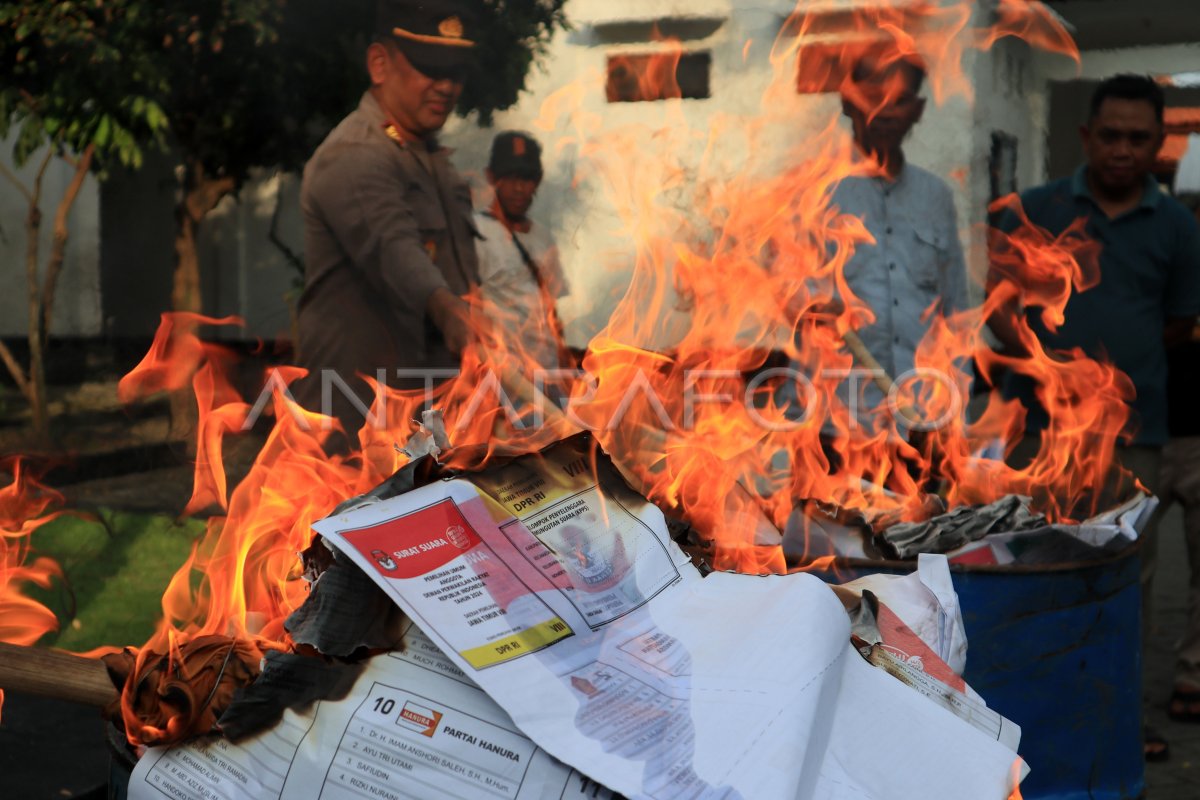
[295, 0, 480, 441]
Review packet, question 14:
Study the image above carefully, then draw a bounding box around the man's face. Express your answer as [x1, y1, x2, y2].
[490, 172, 540, 220]
[368, 42, 463, 138]
[841, 63, 925, 157]
[1081, 97, 1163, 196]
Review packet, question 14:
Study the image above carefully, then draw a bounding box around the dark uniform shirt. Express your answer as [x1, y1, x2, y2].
[994, 166, 1200, 446]
[295, 91, 480, 431]
[1168, 340, 1200, 438]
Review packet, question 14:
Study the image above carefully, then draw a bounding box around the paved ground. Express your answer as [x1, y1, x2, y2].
[1145, 504, 1200, 798]
[0, 690, 110, 798]
[3, 503, 1200, 798]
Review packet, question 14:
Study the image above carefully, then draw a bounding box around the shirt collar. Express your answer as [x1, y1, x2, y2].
[846, 146, 908, 188]
[1071, 164, 1162, 211]
[360, 90, 445, 153]
[484, 200, 532, 234]
[359, 90, 386, 127]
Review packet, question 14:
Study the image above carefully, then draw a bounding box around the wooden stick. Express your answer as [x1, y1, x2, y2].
[841, 329, 918, 421]
[841, 329, 897, 398]
[0, 642, 117, 708]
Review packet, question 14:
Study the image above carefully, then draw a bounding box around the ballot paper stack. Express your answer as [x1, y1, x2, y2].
[128, 435, 1026, 800]
[782, 488, 1154, 565]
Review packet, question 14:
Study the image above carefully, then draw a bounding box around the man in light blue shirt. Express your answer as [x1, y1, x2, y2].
[795, 50, 968, 434]
[831, 170, 968, 388]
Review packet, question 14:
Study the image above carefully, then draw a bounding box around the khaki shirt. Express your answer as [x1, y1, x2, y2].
[295, 91, 479, 429]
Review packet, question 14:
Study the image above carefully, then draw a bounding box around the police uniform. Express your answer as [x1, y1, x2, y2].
[294, 0, 479, 436]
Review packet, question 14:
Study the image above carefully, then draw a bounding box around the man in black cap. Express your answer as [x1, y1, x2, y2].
[474, 131, 570, 372]
[294, 0, 481, 443]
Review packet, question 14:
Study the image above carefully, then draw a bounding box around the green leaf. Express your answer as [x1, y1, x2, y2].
[109, 125, 129, 157]
[14, 119, 46, 166]
[144, 100, 167, 131]
[94, 114, 111, 147]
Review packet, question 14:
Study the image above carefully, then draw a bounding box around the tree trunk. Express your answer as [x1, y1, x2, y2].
[24, 194, 46, 440]
[168, 159, 235, 447]
[0, 141, 92, 447]
[40, 145, 95, 344]
[22, 151, 55, 443]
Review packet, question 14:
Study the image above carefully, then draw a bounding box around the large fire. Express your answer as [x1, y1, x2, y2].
[1, 1, 1101, 768]
[0, 458, 67, 718]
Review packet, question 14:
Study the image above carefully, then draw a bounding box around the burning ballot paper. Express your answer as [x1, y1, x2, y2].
[782, 489, 1155, 565]
[305, 435, 1025, 799]
[128, 624, 619, 800]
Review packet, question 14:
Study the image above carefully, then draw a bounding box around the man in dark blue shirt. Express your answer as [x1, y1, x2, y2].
[987, 74, 1200, 761]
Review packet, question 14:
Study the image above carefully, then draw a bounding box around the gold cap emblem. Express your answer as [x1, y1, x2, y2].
[438, 16, 464, 39]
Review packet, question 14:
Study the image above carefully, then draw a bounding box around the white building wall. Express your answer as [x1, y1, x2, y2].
[442, 0, 987, 348]
[966, 38, 1049, 297]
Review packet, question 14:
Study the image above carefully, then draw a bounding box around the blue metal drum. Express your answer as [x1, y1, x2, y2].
[810, 544, 1143, 799]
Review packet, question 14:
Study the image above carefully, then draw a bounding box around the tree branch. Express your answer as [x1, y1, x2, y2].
[24, 148, 53, 438]
[32, 147, 53, 190]
[183, 161, 236, 223]
[42, 144, 95, 338]
[0, 338, 31, 401]
[0, 160, 33, 204]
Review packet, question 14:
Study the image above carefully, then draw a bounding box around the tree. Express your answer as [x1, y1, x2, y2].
[1, 0, 568, 441]
[0, 0, 169, 441]
[459, 0, 570, 125]
[139, 0, 568, 438]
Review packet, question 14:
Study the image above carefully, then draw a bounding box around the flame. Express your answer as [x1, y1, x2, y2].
[0, 6, 1097, 774]
[100, 0, 1096, 658]
[0, 457, 67, 717]
[1007, 756, 1025, 799]
[980, 0, 1080, 65]
[606, 32, 685, 104]
[518, 0, 1104, 573]
[0, 458, 65, 645]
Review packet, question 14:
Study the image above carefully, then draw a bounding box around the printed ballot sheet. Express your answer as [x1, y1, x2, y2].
[315, 437, 1025, 800]
[128, 622, 617, 800]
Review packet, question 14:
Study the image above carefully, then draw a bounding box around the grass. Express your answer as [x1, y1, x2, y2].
[26, 510, 205, 652]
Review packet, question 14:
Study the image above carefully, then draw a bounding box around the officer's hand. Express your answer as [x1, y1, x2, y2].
[783, 291, 844, 323]
[427, 287, 473, 355]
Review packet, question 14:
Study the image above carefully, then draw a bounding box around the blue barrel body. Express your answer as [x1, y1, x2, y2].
[814, 545, 1143, 800]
